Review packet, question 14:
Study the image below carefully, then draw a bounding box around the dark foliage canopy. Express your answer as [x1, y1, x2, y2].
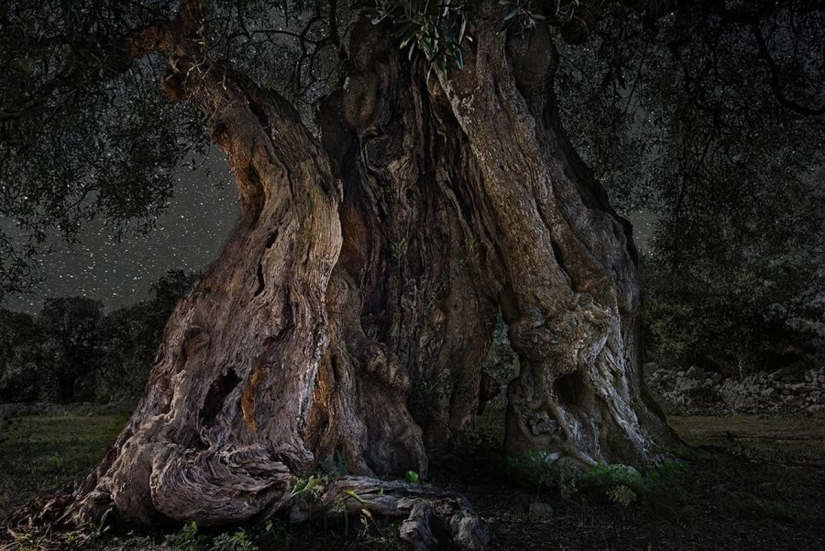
[1, 0, 823, 308]
[539, 1, 825, 372]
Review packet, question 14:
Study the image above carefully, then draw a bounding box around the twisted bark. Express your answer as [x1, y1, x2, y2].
[436, 11, 675, 465]
[13, 2, 678, 548]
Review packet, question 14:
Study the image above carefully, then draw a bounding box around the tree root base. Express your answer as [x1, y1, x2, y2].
[5, 476, 487, 551]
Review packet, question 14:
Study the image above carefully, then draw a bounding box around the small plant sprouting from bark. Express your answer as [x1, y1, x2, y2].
[390, 238, 407, 261]
[456, 236, 481, 269]
[290, 475, 326, 498]
[405, 470, 421, 484]
[289, 475, 327, 522]
[371, 0, 472, 71]
[343, 489, 369, 504]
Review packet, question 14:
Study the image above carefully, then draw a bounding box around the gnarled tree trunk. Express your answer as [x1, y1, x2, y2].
[22, 2, 677, 548]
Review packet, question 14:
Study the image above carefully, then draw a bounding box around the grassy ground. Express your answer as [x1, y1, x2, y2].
[669, 415, 825, 467]
[1, 411, 824, 550]
[0, 413, 129, 522]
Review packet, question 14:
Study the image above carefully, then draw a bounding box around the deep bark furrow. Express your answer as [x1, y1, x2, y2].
[58, 34, 348, 520]
[23, 8, 679, 548]
[432, 8, 676, 465]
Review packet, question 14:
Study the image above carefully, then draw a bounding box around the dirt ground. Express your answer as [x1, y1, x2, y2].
[298, 414, 825, 550]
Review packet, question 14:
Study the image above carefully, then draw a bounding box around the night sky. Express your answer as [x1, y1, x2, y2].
[4, 151, 656, 316]
[6, 153, 238, 314]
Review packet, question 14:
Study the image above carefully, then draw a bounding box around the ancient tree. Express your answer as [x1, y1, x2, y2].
[4, 0, 822, 547]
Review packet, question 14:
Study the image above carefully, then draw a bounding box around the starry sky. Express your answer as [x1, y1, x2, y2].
[5, 153, 238, 314]
[3, 150, 656, 316]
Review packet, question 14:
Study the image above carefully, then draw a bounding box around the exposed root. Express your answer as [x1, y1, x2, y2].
[5, 474, 487, 551]
[289, 476, 487, 550]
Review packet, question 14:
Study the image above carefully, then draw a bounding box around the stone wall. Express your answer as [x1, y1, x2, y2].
[645, 364, 825, 416]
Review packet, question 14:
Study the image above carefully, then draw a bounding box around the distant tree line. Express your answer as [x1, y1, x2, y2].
[4, 259, 825, 407]
[642, 251, 825, 378]
[0, 270, 197, 404]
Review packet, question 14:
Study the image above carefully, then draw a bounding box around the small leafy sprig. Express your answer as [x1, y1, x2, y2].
[372, 0, 472, 71]
[500, 0, 584, 30]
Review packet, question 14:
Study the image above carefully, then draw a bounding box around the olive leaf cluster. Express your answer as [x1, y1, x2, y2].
[372, 0, 472, 71]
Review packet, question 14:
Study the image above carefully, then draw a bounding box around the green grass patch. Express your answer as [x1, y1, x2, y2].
[669, 414, 825, 442]
[669, 414, 825, 465]
[0, 413, 128, 521]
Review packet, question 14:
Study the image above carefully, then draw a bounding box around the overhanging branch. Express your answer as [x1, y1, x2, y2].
[750, 23, 825, 116]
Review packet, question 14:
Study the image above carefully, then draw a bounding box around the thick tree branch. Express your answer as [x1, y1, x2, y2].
[750, 23, 825, 116]
[0, 14, 180, 128]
